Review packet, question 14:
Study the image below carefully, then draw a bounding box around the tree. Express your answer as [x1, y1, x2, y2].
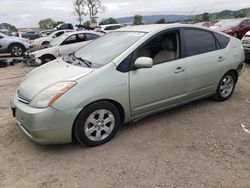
[0, 23, 17, 31]
[79, 0, 105, 22]
[74, 0, 87, 25]
[235, 12, 246, 18]
[99, 17, 118, 25]
[156, 18, 166, 24]
[133, 15, 143, 25]
[39, 18, 56, 30]
[202, 12, 209, 21]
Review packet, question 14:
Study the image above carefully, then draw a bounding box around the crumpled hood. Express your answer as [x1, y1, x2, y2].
[18, 58, 94, 101]
[27, 45, 50, 53]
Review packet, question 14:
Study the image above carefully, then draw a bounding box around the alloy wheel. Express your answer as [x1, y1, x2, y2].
[84, 109, 115, 142]
[11, 46, 23, 56]
[220, 75, 234, 98]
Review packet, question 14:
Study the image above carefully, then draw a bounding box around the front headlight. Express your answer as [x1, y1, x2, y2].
[29, 82, 76, 108]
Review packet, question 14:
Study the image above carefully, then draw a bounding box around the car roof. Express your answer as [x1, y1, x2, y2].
[100, 24, 123, 28]
[116, 24, 211, 33]
[62, 30, 102, 37]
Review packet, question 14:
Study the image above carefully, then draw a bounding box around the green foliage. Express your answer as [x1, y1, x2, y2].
[0, 23, 17, 32]
[39, 18, 57, 30]
[156, 18, 166, 24]
[202, 12, 209, 21]
[235, 12, 247, 18]
[99, 17, 118, 25]
[133, 15, 143, 25]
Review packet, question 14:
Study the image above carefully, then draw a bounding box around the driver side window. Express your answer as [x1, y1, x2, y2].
[61, 33, 86, 45]
[134, 30, 180, 65]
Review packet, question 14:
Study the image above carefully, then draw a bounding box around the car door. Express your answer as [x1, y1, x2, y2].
[182, 28, 227, 99]
[129, 30, 187, 116]
[58, 33, 88, 56]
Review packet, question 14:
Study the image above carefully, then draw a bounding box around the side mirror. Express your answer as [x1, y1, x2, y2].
[134, 57, 153, 69]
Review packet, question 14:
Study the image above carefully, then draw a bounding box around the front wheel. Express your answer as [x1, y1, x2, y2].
[9, 44, 25, 57]
[214, 72, 236, 101]
[74, 101, 121, 147]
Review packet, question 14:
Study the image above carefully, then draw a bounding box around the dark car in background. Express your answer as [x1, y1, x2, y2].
[210, 18, 250, 39]
[21, 31, 41, 40]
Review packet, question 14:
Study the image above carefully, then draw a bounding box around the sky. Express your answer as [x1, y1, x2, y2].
[0, 0, 249, 28]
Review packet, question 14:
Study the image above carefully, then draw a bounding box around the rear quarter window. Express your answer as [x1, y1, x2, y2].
[214, 33, 230, 49]
[183, 29, 217, 56]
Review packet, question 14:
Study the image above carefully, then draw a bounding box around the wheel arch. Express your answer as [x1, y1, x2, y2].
[227, 69, 238, 82]
[8, 42, 25, 52]
[71, 99, 125, 142]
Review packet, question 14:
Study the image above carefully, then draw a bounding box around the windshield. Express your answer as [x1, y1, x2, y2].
[215, 20, 240, 27]
[50, 33, 68, 46]
[74, 31, 146, 65]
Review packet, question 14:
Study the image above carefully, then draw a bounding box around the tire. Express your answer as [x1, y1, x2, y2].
[40, 54, 55, 64]
[245, 59, 250, 64]
[233, 32, 239, 39]
[9, 44, 25, 57]
[42, 41, 50, 46]
[214, 71, 236, 101]
[74, 101, 121, 147]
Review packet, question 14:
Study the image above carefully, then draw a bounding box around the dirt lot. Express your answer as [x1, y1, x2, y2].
[0, 62, 250, 188]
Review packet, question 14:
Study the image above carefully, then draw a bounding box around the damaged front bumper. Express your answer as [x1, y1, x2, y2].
[23, 53, 42, 66]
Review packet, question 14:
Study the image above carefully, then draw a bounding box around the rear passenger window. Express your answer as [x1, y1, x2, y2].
[183, 29, 217, 56]
[214, 33, 230, 49]
[85, 33, 99, 40]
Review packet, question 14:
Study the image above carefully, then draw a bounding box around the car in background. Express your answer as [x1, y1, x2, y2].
[99, 24, 125, 33]
[242, 31, 250, 63]
[21, 31, 42, 40]
[210, 18, 250, 39]
[31, 30, 73, 47]
[0, 33, 32, 56]
[12, 24, 244, 146]
[195, 21, 213, 27]
[24, 31, 102, 65]
[40, 23, 75, 37]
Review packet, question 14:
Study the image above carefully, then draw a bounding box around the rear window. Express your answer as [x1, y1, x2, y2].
[214, 33, 230, 49]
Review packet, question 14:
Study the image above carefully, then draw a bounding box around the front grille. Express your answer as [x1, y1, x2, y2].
[17, 90, 30, 104]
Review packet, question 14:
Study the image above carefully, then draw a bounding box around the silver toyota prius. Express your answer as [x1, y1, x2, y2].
[11, 24, 244, 146]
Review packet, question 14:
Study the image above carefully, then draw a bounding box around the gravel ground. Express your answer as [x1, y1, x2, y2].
[0, 63, 249, 188]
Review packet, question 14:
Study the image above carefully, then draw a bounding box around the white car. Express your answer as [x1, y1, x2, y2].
[24, 31, 102, 65]
[100, 24, 125, 33]
[31, 30, 73, 47]
[242, 31, 250, 63]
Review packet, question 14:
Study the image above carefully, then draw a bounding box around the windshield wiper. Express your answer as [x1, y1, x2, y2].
[71, 53, 92, 68]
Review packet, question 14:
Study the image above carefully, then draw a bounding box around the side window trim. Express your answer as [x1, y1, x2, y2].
[117, 28, 183, 72]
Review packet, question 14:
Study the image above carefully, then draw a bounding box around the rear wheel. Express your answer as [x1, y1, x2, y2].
[74, 101, 120, 147]
[214, 72, 236, 101]
[9, 44, 25, 57]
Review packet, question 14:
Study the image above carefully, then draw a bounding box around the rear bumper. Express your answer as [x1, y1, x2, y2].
[12, 96, 81, 145]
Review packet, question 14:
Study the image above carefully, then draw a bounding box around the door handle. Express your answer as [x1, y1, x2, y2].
[174, 67, 185, 73]
[217, 56, 225, 62]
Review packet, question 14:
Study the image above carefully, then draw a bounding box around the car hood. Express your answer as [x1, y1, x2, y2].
[18, 58, 94, 101]
[218, 26, 234, 32]
[9, 36, 29, 43]
[27, 44, 50, 53]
